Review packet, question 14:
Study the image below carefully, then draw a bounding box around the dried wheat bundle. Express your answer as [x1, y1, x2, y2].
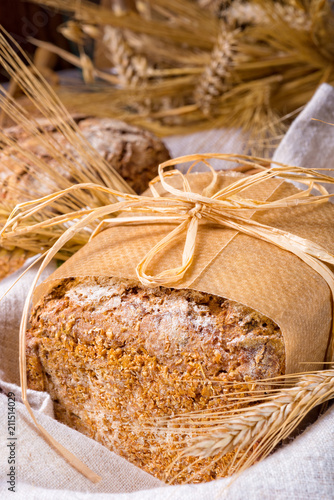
[0, 244, 33, 280]
[30, 0, 334, 154]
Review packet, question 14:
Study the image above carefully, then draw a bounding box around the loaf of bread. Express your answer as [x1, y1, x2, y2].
[22, 167, 333, 483]
[0, 116, 170, 279]
[0, 116, 170, 199]
[27, 276, 285, 483]
[0, 247, 33, 281]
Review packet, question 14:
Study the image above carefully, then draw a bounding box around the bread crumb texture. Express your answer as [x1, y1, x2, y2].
[27, 276, 285, 483]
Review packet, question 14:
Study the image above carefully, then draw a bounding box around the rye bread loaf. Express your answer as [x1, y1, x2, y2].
[26, 276, 285, 483]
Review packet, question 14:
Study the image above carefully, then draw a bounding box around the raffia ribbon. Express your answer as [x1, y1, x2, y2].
[2, 153, 334, 482]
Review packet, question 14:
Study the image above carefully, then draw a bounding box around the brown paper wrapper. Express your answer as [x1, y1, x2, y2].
[34, 172, 334, 374]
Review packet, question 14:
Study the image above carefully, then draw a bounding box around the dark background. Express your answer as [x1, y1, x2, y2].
[0, 0, 101, 81]
[0, 0, 72, 80]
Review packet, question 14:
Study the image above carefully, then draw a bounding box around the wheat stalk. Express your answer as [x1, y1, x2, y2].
[0, 27, 136, 260]
[0, 31, 132, 195]
[226, 1, 310, 30]
[31, 0, 218, 49]
[176, 370, 334, 475]
[227, 1, 265, 27]
[273, 3, 311, 30]
[197, 0, 229, 17]
[0, 246, 34, 280]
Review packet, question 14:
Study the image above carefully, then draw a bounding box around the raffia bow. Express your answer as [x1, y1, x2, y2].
[83, 154, 334, 296]
[2, 153, 334, 483]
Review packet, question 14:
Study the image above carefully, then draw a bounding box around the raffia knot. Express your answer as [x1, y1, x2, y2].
[188, 202, 203, 219]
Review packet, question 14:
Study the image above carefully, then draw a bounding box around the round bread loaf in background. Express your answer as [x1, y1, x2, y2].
[0, 116, 170, 199]
[0, 117, 170, 279]
[26, 276, 285, 483]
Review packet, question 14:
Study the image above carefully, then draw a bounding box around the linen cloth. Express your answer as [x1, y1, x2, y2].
[272, 82, 334, 198]
[1, 83, 334, 499]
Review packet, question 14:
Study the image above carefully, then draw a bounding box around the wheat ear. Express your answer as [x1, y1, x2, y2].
[103, 26, 147, 87]
[194, 24, 238, 116]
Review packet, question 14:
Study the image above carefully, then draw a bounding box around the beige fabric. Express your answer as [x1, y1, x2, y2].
[166, 127, 247, 170]
[1, 85, 334, 498]
[0, 259, 58, 387]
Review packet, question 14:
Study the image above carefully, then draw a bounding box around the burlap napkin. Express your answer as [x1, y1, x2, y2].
[1, 84, 334, 499]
